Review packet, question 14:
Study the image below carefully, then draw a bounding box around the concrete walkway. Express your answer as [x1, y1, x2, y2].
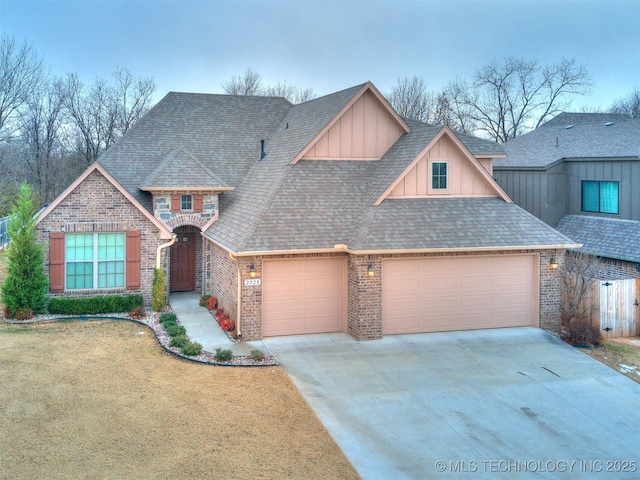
[169, 292, 268, 356]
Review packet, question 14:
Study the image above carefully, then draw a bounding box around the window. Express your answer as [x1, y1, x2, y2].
[181, 194, 193, 211]
[582, 181, 619, 214]
[66, 233, 125, 289]
[432, 162, 447, 190]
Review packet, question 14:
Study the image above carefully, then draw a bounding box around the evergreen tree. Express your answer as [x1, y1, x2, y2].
[1, 183, 48, 318]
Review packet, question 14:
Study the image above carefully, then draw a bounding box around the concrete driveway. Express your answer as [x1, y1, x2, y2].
[263, 328, 640, 479]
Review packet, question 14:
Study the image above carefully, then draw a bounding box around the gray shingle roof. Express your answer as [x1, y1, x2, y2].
[95, 83, 570, 253]
[350, 198, 576, 251]
[495, 112, 640, 169]
[555, 214, 640, 263]
[141, 147, 229, 189]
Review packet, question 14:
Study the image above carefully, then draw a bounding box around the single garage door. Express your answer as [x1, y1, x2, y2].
[263, 257, 347, 337]
[383, 255, 538, 334]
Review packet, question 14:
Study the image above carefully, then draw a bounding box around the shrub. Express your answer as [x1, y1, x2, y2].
[214, 308, 224, 319]
[169, 334, 190, 348]
[0, 183, 48, 315]
[151, 268, 166, 312]
[250, 349, 264, 361]
[199, 294, 211, 307]
[128, 306, 146, 320]
[220, 318, 235, 332]
[14, 308, 34, 321]
[164, 323, 186, 337]
[567, 319, 603, 346]
[158, 312, 177, 324]
[214, 348, 233, 362]
[181, 341, 203, 356]
[47, 295, 143, 315]
[206, 295, 218, 311]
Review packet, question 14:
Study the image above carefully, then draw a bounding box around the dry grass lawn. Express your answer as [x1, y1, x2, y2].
[0, 320, 359, 480]
[583, 337, 640, 384]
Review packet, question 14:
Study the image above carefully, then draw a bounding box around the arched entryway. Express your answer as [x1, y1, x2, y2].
[169, 225, 202, 292]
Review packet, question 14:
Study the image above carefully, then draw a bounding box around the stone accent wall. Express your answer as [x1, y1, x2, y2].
[348, 255, 382, 340]
[153, 193, 218, 230]
[36, 170, 166, 305]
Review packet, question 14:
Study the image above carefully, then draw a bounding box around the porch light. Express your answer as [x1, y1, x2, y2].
[367, 264, 375, 277]
[549, 258, 559, 270]
[249, 265, 257, 278]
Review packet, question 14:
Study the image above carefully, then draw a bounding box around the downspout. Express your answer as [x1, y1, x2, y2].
[156, 233, 177, 269]
[228, 252, 242, 338]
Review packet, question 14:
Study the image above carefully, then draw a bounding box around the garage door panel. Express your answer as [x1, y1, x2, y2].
[383, 255, 538, 334]
[263, 258, 346, 337]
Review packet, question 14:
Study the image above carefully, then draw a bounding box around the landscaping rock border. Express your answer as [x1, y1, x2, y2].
[2, 310, 279, 367]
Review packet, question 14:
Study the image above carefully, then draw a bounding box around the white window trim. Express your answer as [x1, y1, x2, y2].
[429, 159, 449, 193]
[181, 194, 194, 212]
[65, 232, 126, 291]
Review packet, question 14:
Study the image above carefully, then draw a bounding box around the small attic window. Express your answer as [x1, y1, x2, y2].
[565, 125, 574, 129]
[604, 122, 614, 127]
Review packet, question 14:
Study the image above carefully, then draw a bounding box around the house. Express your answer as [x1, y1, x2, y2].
[493, 113, 640, 337]
[35, 82, 577, 341]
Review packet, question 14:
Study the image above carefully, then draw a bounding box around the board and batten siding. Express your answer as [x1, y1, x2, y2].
[566, 159, 640, 221]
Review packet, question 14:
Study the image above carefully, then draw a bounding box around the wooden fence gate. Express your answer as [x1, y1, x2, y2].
[592, 279, 639, 339]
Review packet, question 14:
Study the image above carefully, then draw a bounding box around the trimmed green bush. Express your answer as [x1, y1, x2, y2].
[158, 312, 177, 324]
[47, 294, 143, 315]
[151, 268, 166, 312]
[250, 349, 265, 361]
[181, 341, 203, 356]
[214, 348, 233, 362]
[199, 294, 211, 307]
[169, 334, 190, 348]
[164, 323, 186, 337]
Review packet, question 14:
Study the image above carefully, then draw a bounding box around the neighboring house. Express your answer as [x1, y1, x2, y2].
[494, 112, 640, 279]
[35, 82, 576, 341]
[494, 113, 640, 337]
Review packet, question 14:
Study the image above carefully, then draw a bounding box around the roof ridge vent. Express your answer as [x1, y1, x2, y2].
[604, 121, 614, 127]
[565, 125, 574, 129]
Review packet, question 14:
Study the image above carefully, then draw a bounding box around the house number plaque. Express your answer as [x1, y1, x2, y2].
[244, 279, 261, 286]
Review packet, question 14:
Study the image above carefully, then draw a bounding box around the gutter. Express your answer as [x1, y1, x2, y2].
[156, 233, 177, 269]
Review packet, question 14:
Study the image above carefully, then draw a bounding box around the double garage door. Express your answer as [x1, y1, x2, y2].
[382, 255, 539, 334]
[261, 254, 538, 337]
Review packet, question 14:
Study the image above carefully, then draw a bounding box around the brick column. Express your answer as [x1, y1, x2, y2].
[347, 255, 383, 340]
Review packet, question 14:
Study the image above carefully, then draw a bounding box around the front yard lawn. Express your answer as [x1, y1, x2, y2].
[583, 338, 640, 384]
[0, 320, 358, 480]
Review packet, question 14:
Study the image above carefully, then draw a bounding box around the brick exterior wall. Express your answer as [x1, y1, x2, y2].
[36, 170, 168, 306]
[201, 244, 565, 341]
[348, 255, 382, 340]
[203, 239, 239, 328]
[596, 257, 640, 280]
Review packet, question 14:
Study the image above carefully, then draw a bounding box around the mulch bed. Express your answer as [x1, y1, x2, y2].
[2, 309, 279, 367]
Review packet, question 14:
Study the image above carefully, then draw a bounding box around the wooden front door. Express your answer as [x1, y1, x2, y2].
[170, 233, 195, 292]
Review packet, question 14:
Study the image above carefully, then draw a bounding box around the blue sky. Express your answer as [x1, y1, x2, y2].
[1, 0, 638, 110]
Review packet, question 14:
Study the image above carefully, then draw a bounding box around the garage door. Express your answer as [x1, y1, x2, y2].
[263, 258, 347, 337]
[383, 255, 538, 334]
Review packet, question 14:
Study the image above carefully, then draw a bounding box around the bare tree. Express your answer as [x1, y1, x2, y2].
[435, 81, 478, 134]
[609, 86, 640, 118]
[63, 68, 156, 165]
[112, 66, 156, 133]
[263, 81, 316, 104]
[0, 35, 44, 142]
[221, 67, 263, 96]
[17, 77, 69, 202]
[447, 57, 592, 142]
[560, 250, 601, 325]
[386, 76, 436, 123]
